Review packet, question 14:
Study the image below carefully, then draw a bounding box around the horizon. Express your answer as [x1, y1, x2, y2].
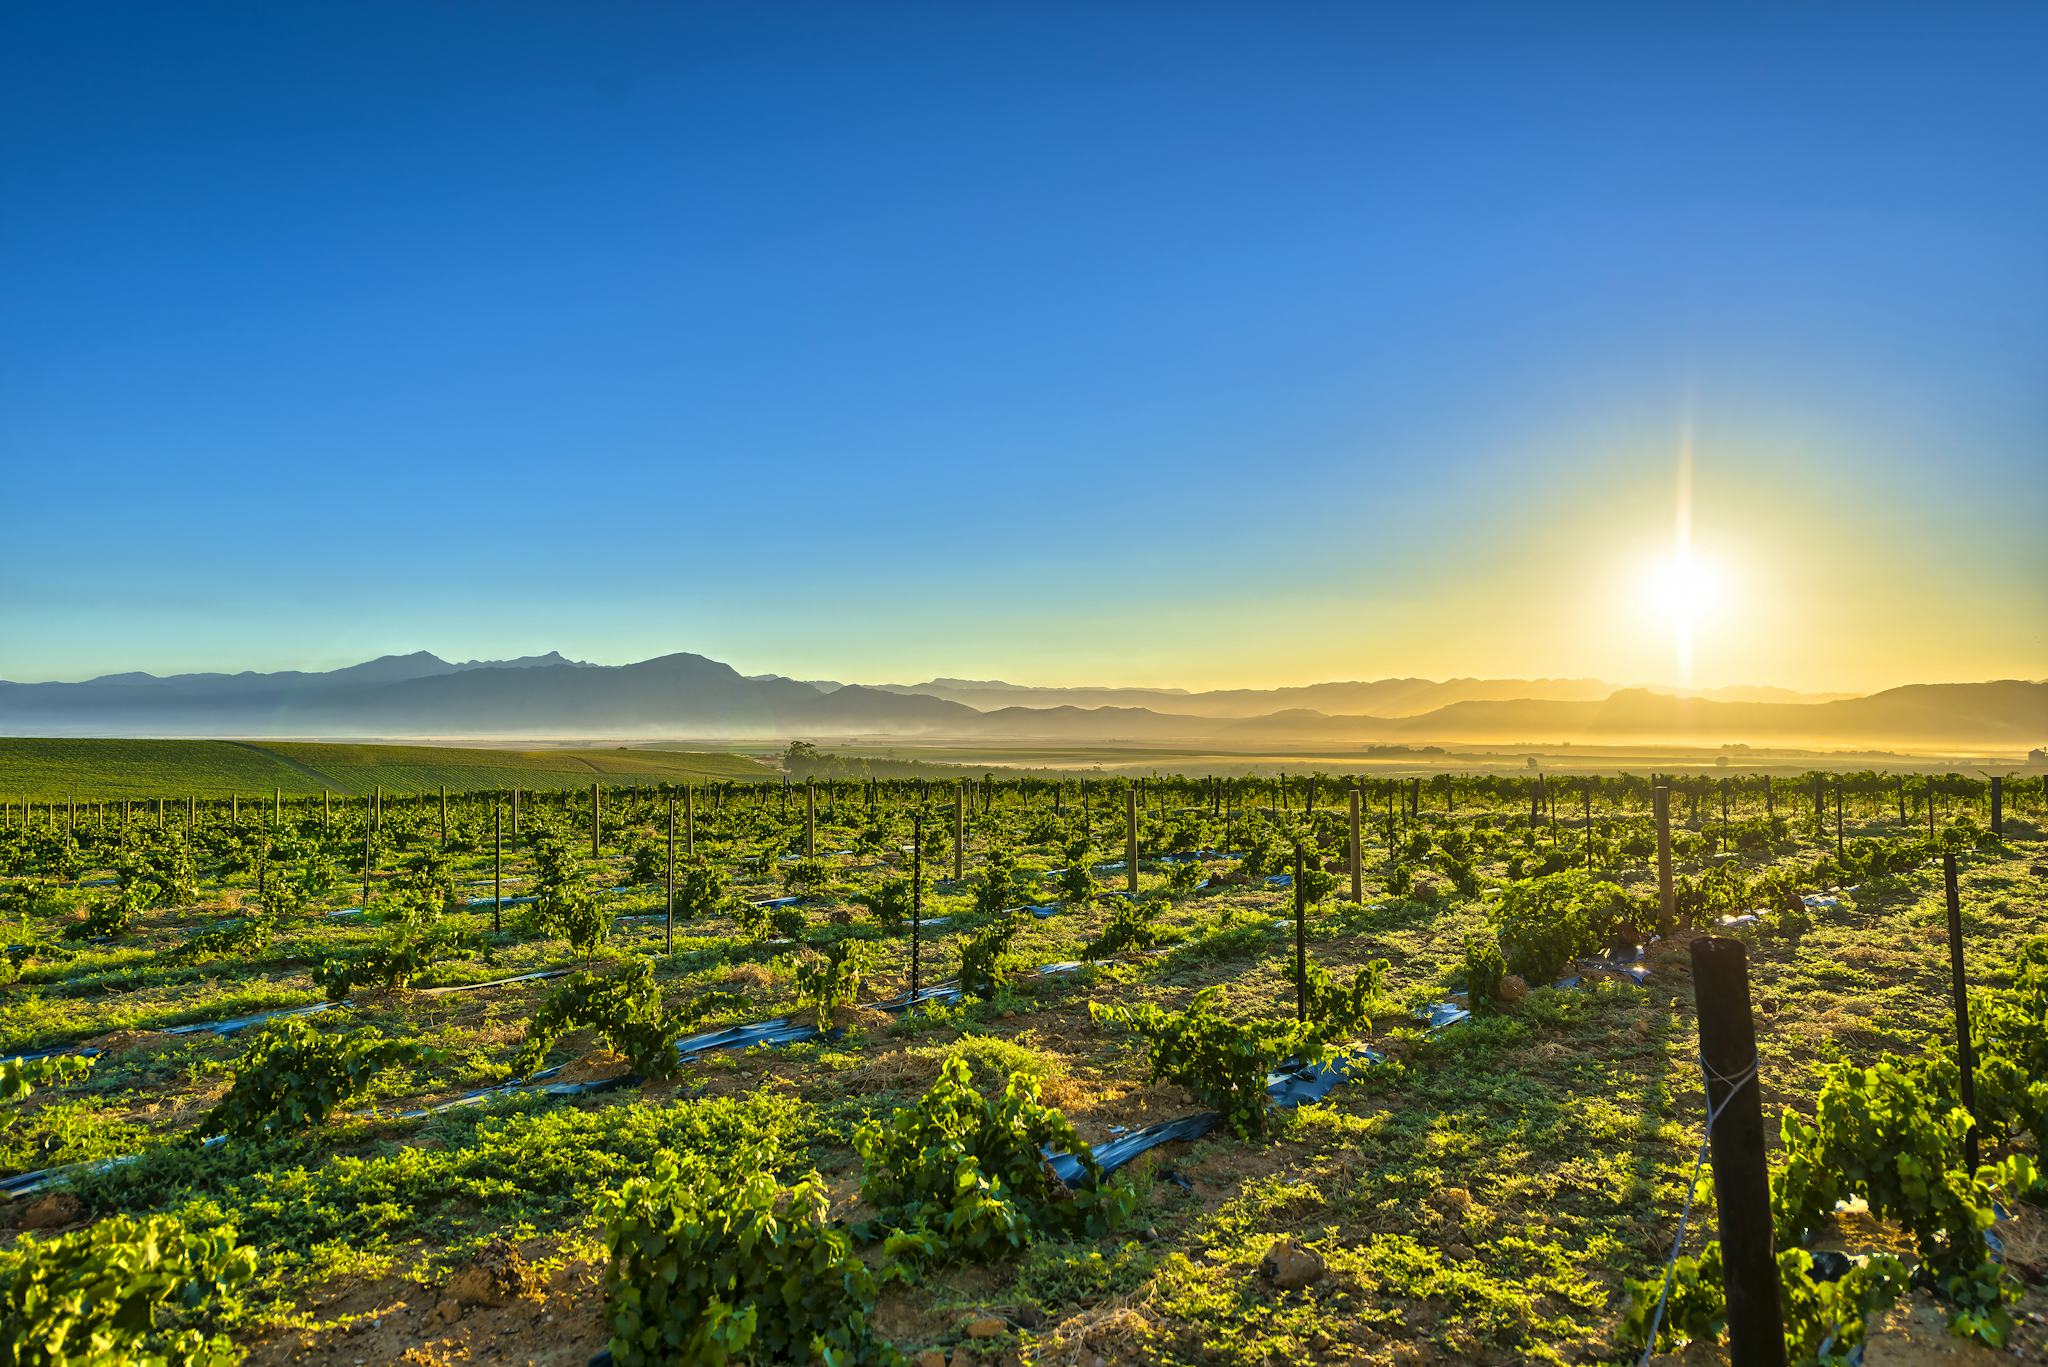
[3, 641, 2038, 700]
[3, 4, 2045, 694]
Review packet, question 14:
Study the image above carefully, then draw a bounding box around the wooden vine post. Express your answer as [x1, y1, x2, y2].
[1348, 786, 1362, 903]
[805, 781, 816, 860]
[953, 782, 965, 882]
[666, 795, 677, 956]
[1944, 852, 1980, 1172]
[910, 810, 923, 1005]
[684, 784, 695, 857]
[1125, 784, 1139, 895]
[591, 781, 601, 858]
[361, 794, 374, 910]
[1292, 844, 1309, 1022]
[1843, 774, 1859, 860]
[492, 805, 503, 934]
[1691, 937, 1787, 1367]
[1653, 786, 1675, 938]
[1989, 776, 2003, 837]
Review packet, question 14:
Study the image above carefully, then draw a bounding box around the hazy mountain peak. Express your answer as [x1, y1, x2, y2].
[450, 651, 588, 671]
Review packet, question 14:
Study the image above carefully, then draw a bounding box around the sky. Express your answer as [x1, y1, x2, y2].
[3, 2, 2044, 694]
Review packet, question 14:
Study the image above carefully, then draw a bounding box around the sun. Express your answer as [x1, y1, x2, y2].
[1647, 551, 1723, 613]
[1641, 549, 1725, 685]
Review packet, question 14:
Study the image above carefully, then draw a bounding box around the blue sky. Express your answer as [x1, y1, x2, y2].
[3, 2, 2043, 691]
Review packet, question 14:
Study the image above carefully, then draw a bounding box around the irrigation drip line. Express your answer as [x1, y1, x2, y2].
[1044, 1052, 1382, 1185]
[162, 1001, 336, 1037]
[414, 967, 571, 996]
[1635, 1052, 1759, 1367]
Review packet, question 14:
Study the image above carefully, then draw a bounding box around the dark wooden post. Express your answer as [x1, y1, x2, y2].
[1654, 786, 1674, 936]
[805, 781, 816, 859]
[1944, 852, 1979, 1173]
[591, 781, 601, 857]
[953, 782, 965, 882]
[910, 810, 923, 1005]
[665, 796, 677, 955]
[1583, 781, 1594, 871]
[1690, 937, 1787, 1367]
[361, 795, 374, 910]
[684, 784, 695, 857]
[1125, 784, 1139, 894]
[1989, 776, 2003, 837]
[1348, 786, 1362, 903]
[1293, 844, 1309, 1022]
[1833, 778, 1844, 860]
[492, 805, 503, 934]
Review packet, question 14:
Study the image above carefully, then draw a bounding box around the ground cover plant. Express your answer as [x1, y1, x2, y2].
[0, 765, 2041, 1365]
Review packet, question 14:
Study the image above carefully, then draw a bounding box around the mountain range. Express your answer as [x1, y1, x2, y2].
[865, 677, 1857, 717]
[1, 652, 2042, 752]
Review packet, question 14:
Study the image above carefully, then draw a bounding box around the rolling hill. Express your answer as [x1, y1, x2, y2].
[2, 652, 2040, 752]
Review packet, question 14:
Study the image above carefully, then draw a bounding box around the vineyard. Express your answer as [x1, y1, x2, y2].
[0, 768, 2042, 1365]
[0, 738, 778, 800]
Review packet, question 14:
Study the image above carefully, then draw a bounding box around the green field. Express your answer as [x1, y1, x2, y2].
[0, 773, 2040, 1363]
[0, 738, 776, 800]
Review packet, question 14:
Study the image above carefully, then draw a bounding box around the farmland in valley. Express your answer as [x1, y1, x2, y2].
[3, 765, 2042, 1363]
[0, 738, 776, 801]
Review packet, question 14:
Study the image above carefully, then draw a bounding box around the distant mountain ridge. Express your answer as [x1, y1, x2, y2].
[0, 652, 2040, 750]
[72, 650, 593, 689]
[866, 676, 1858, 716]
